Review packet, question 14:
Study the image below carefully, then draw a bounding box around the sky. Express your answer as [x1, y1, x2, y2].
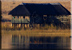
[1, 0, 71, 2]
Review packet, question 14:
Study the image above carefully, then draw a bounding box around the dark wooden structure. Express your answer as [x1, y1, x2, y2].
[8, 3, 70, 29]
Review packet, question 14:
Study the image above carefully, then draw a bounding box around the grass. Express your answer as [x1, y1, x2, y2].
[1, 22, 70, 30]
[1, 22, 70, 37]
[1, 21, 71, 37]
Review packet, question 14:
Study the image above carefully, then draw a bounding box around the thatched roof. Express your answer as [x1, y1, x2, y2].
[9, 3, 70, 16]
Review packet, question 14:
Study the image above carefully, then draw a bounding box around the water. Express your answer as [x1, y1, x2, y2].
[2, 34, 71, 49]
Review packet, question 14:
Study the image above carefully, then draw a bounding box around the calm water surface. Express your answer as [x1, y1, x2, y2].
[2, 34, 71, 49]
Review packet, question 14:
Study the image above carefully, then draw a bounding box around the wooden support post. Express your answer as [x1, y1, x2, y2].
[12, 23, 13, 28]
[23, 16, 25, 18]
[40, 24, 41, 29]
[29, 16, 33, 30]
[26, 24, 27, 29]
[14, 24, 16, 29]
[13, 24, 14, 29]
[21, 23, 22, 29]
[24, 24, 25, 30]
[23, 16, 25, 30]
[12, 23, 13, 26]
[14, 24, 15, 29]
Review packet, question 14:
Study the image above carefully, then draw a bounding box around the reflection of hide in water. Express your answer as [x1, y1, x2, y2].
[56, 37, 70, 49]
[12, 35, 30, 49]
[12, 35, 70, 49]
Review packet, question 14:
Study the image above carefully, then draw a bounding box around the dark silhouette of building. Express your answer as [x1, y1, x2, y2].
[8, 3, 71, 29]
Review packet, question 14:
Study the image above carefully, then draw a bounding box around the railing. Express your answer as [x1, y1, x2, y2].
[11, 18, 30, 24]
[56, 16, 70, 23]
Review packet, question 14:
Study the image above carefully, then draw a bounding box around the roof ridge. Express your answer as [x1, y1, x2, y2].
[19, 3, 61, 5]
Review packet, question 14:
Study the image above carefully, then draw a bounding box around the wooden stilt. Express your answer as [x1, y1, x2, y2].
[26, 24, 28, 28]
[14, 24, 15, 29]
[21, 23, 22, 29]
[11, 23, 13, 29]
[14, 24, 16, 29]
[24, 24, 25, 30]
[12, 23, 13, 27]
[40, 24, 41, 29]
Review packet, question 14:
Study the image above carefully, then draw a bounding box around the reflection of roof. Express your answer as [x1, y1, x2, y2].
[9, 3, 70, 16]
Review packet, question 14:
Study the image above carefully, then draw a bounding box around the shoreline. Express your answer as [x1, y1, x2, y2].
[2, 29, 71, 37]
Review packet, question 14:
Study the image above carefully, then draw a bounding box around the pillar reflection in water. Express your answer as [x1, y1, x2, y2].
[56, 37, 70, 49]
[12, 35, 30, 49]
[12, 35, 70, 49]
